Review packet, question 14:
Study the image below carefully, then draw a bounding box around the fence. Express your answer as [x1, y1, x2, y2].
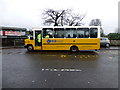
[110, 40, 120, 46]
[2, 38, 25, 46]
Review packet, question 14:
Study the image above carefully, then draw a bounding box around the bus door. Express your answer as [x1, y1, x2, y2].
[35, 31, 42, 49]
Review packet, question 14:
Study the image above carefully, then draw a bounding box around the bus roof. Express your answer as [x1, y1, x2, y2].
[32, 26, 100, 31]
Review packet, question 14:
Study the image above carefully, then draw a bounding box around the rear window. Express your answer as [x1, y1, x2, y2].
[90, 28, 98, 38]
[101, 38, 108, 40]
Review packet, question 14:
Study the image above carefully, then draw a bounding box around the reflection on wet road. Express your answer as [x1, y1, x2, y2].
[2, 48, 118, 88]
[26, 51, 99, 69]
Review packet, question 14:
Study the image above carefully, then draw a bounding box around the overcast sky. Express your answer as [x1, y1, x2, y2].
[0, 0, 119, 34]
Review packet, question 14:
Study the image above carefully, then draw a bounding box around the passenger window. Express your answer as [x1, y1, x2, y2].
[65, 28, 76, 38]
[77, 28, 89, 38]
[90, 28, 98, 38]
[43, 28, 54, 38]
[54, 28, 64, 38]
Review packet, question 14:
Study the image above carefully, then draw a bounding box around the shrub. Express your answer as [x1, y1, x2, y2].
[107, 33, 120, 40]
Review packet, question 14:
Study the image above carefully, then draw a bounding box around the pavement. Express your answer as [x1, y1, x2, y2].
[2, 47, 119, 88]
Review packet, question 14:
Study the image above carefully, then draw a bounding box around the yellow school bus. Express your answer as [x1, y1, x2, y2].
[24, 26, 100, 52]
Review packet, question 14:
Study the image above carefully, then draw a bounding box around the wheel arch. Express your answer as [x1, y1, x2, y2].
[27, 44, 33, 47]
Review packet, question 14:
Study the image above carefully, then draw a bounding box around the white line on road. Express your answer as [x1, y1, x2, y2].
[42, 68, 82, 72]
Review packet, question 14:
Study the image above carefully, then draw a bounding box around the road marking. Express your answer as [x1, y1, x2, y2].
[42, 68, 82, 72]
[58, 74, 60, 76]
[44, 54, 99, 59]
[54, 69, 58, 71]
[88, 82, 90, 83]
[61, 69, 64, 71]
[61, 55, 66, 58]
[64, 69, 67, 71]
[50, 69, 53, 71]
[42, 69, 44, 71]
[108, 57, 113, 59]
[109, 51, 111, 53]
[69, 69, 75, 71]
[32, 80, 35, 83]
[84, 57, 87, 58]
[75, 69, 82, 71]
[96, 55, 98, 57]
[87, 55, 90, 57]
[80, 56, 82, 58]
[46, 69, 49, 71]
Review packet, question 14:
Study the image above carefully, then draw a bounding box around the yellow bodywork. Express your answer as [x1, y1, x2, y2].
[25, 38, 100, 51]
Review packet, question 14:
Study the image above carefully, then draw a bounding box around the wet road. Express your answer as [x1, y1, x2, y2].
[2, 47, 118, 88]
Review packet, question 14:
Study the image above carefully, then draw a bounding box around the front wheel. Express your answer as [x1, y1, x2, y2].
[70, 46, 78, 52]
[27, 45, 34, 52]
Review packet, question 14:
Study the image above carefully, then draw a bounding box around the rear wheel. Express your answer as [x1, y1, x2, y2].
[105, 43, 110, 47]
[27, 45, 34, 52]
[70, 46, 78, 52]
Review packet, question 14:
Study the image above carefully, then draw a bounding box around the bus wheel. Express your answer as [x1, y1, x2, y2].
[70, 46, 78, 52]
[27, 45, 33, 52]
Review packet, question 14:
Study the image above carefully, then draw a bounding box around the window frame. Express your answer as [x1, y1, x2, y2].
[54, 28, 65, 38]
[77, 28, 90, 38]
[42, 28, 54, 38]
[65, 28, 77, 38]
[89, 28, 98, 38]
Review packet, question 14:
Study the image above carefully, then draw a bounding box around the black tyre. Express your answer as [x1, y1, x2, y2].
[70, 46, 78, 52]
[27, 45, 34, 52]
[105, 43, 110, 47]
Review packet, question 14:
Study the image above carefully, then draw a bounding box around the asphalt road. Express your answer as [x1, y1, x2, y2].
[2, 47, 119, 88]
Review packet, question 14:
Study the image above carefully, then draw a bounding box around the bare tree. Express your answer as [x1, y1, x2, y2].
[42, 9, 69, 26]
[89, 19, 102, 26]
[42, 9, 85, 26]
[89, 19, 105, 36]
[63, 13, 86, 26]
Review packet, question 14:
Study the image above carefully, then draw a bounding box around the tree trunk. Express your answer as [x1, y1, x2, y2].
[54, 19, 58, 26]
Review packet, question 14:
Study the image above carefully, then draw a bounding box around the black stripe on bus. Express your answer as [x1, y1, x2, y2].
[43, 43, 97, 45]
